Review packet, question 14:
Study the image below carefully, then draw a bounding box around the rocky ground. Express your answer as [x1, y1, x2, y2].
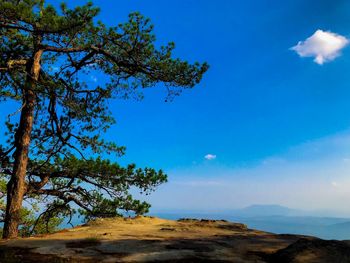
[0, 216, 350, 262]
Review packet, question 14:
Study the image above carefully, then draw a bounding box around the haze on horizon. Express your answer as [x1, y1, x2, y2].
[146, 130, 350, 217]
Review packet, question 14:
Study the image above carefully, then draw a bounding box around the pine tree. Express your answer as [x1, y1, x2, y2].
[0, 0, 208, 238]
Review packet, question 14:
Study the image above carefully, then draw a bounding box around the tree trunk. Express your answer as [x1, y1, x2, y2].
[2, 50, 42, 239]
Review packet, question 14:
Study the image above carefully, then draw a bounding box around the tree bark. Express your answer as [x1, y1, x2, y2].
[2, 50, 43, 239]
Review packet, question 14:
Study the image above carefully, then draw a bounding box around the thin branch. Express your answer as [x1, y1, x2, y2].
[41, 45, 87, 53]
[0, 22, 33, 32]
[7, 103, 25, 121]
[0, 145, 15, 161]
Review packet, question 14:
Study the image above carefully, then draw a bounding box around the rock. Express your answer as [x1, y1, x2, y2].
[269, 238, 350, 263]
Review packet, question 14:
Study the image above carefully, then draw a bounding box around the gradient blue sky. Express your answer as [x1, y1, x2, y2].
[89, 0, 350, 168]
[3, 0, 350, 215]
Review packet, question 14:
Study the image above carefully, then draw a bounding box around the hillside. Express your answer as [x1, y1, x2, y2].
[0, 216, 350, 262]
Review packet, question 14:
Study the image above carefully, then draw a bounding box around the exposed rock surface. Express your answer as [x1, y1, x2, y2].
[268, 238, 350, 263]
[0, 216, 349, 262]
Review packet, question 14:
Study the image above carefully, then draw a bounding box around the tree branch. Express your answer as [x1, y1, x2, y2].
[32, 189, 93, 213]
[41, 45, 87, 53]
[0, 22, 33, 33]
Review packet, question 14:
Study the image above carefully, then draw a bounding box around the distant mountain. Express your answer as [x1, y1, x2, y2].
[225, 206, 350, 240]
[232, 204, 296, 217]
[150, 205, 350, 240]
[233, 216, 350, 240]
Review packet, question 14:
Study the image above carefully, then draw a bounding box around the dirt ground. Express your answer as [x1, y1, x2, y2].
[0, 216, 328, 262]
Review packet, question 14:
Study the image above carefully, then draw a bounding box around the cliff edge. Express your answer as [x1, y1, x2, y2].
[0, 216, 349, 262]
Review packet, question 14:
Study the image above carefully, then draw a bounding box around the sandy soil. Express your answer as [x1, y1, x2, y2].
[0, 216, 315, 262]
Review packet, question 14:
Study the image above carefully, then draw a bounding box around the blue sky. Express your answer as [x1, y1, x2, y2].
[90, 0, 350, 168]
[3, 0, 350, 215]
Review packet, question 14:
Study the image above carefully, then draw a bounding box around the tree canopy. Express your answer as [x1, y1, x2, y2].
[0, 0, 208, 238]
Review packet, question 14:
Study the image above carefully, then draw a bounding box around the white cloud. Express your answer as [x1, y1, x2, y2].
[291, 29, 349, 65]
[204, 154, 216, 160]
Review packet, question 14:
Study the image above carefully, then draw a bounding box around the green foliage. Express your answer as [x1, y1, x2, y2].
[0, 206, 62, 237]
[19, 207, 63, 237]
[0, 0, 208, 236]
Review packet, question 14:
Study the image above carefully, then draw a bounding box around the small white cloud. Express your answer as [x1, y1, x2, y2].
[291, 29, 349, 65]
[331, 181, 338, 187]
[204, 154, 217, 160]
